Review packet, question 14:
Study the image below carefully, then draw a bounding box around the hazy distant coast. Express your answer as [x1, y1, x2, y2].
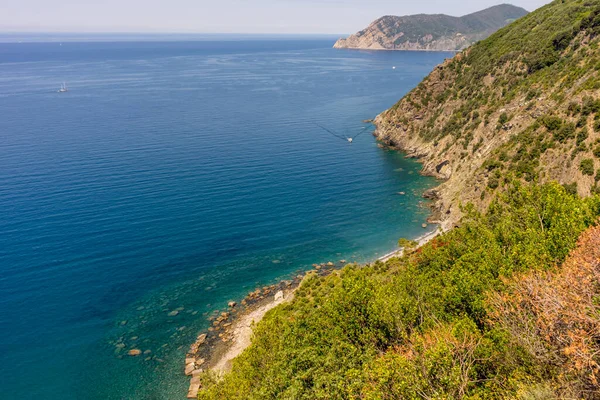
[334, 4, 528, 51]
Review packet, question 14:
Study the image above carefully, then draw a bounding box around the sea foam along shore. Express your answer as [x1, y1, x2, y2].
[184, 227, 444, 397]
[378, 227, 443, 262]
[185, 288, 296, 398]
[183, 261, 344, 398]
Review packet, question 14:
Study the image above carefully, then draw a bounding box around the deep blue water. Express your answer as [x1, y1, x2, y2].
[0, 37, 449, 399]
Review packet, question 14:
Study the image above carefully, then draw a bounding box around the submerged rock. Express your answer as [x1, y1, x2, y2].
[128, 349, 142, 356]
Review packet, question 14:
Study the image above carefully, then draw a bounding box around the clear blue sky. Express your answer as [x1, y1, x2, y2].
[3, 0, 551, 34]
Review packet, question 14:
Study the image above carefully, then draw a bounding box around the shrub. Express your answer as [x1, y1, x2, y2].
[397, 238, 418, 251]
[488, 176, 500, 189]
[553, 29, 575, 51]
[541, 115, 563, 132]
[488, 226, 600, 393]
[582, 96, 600, 116]
[484, 160, 503, 171]
[526, 47, 560, 73]
[198, 183, 600, 400]
[563, 182, 578, 195]
[498, 112, 509, 125]
[576, 128, 589, 146]
[568, 102, 582, 115]
[554, 122, 576, 143]
[580, 158, 595, 176]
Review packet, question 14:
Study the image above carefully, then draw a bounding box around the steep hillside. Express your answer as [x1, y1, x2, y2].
[197, 183, 600, 399]
[376, 0, 600, 228]
[334, 4, 527, 51]
[189, 2, 600, 399]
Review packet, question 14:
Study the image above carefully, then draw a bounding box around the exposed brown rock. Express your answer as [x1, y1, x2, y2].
[127, 349, 142, 356]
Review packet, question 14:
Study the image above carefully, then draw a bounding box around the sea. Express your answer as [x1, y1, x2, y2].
[0, 34, 450, 399]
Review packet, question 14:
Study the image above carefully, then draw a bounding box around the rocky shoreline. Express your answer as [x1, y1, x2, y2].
[184, 222, 445, 397]
[182, 132, 450, 398]
[334, 46, 462, 52]
[372, 114, 457, 230]
[181, 142, 451, 397]
[183, 260, 348, 398]
[377, 227, 442, 263]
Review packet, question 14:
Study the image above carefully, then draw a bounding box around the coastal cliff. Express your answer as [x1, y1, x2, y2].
[190, 1, 600, 398]
[375, 0, 600, 227]
[334, 4, 528, 51]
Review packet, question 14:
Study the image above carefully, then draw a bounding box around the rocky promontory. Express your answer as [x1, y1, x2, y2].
[334, 4, 528, 51]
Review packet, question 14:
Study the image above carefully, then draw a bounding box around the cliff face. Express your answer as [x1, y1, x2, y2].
[334, 4, 528, 51]
[375, 0, 600, 228]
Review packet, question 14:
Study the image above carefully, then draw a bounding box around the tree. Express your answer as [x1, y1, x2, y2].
[397, 238, 418, 252]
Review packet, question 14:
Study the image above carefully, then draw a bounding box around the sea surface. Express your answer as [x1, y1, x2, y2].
[0, 35, 450, 399]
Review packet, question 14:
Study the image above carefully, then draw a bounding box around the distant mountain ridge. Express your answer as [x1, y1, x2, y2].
[334, 4, 528, 51]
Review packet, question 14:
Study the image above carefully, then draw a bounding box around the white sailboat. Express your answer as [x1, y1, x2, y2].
[57, 82, 68, 93]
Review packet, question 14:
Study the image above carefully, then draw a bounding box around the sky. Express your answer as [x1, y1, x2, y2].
[2, 0, 552, 34]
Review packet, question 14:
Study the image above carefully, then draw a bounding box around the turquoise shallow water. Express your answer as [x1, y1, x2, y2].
[0, 36, 450, 399]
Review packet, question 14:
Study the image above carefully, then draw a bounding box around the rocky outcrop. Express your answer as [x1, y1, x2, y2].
[374, 3, 600, 228]
[334, 4, 528, 51]
[334, 30, 475, 52]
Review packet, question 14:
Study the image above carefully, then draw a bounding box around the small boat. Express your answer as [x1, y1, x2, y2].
[57, 82, 68, 93]
[347, 138, 353, 143]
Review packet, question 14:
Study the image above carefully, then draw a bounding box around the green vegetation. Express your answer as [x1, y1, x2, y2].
[198, 183, 600, 399]
[337, 4, 528, 51]
[580, 158, 596, 176]
[382, 0, 600, 199]
[397, 238, 418, 252]
[192, 2, 600, 398]
[383, 4, 528, 46]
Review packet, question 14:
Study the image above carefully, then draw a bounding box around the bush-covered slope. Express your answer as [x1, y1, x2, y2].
[375, 0, 600, 228]
[193, 2, 600, 398]
[198, 183, 600, 399]
[334, 4, 528, 51]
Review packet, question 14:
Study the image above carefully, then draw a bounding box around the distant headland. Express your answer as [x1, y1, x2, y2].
[333, 4, 528, 51]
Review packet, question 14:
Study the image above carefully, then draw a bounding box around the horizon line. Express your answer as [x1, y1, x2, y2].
[0, 30, 348, 36]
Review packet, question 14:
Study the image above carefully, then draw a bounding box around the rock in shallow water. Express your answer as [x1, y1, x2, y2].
[185, 363, 195, 376]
